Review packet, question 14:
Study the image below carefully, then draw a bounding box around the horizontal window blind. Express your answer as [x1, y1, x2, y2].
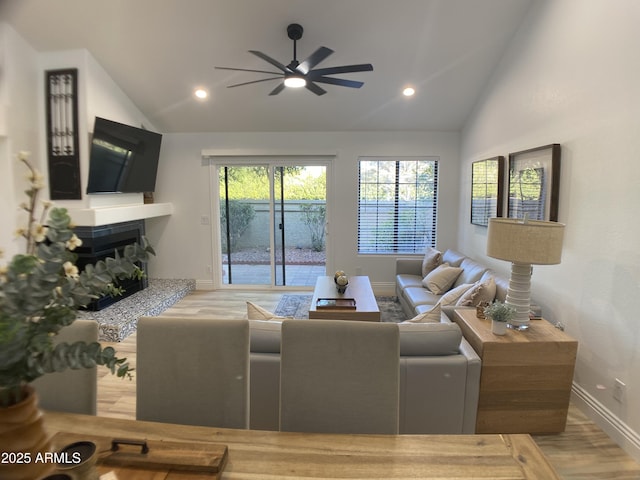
[358, 157, 438, 254]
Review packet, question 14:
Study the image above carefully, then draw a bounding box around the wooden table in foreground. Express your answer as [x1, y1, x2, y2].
[453, 308, 578, 435]
[43, 411, 561, 479]
[309, 275, 380, 321]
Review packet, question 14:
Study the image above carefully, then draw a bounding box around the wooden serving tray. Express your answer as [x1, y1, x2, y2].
[51, 432, 228, 479]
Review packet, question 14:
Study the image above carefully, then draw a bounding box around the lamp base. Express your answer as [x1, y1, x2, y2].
[505, 262, 533, 331]
[507, 322, 530, 331]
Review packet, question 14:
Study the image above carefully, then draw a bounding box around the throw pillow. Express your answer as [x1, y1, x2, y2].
[456, 276, 497, 307]
[421, 264, 463, 295]
[421, 247, 443, 277]
[439, 283, 474, 306]
[403, 303, 442, 323]
[246, 301, 288, 320]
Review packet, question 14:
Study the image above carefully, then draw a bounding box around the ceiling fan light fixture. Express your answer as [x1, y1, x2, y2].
[284, 75, 306, 88]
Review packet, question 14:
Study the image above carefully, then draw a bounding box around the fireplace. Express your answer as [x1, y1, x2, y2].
[74, 220, 148, 311]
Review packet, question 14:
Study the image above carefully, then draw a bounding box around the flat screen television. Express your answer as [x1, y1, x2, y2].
[86, 117, 162, 194]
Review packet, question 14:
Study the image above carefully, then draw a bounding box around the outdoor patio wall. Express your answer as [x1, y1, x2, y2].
[146, 130, 460, 292]
[458, 0, 640, 461]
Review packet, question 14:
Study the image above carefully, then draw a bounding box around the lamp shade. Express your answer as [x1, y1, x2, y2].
[487, 218, 565, 265]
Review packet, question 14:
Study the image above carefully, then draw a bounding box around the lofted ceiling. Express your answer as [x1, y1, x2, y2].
[1, 0, 532, 133]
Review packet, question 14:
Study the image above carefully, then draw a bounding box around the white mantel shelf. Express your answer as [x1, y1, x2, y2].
[67, 203, 173, 227]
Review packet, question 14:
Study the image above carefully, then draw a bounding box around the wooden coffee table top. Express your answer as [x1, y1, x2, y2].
[309, 276, 380, 321]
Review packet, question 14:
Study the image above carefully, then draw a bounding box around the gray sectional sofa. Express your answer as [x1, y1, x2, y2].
[248, 314, 481, 434]
[396, 248, 510, 320]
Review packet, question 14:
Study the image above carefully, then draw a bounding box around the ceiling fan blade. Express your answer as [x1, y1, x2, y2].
[227, 77, 283, 88]
[311, 76, 365, 89]
[269, 83, 286, 96]
[308, 63, 374, 77]
[215, 66, 282, 75]
[296, 46, 334, 75]
[305, 81, 327, 96]
[249, 50, 291, 73]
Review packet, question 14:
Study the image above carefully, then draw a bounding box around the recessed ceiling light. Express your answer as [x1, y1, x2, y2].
[194, 88, 208, 99]
[403, 87, 415, 97]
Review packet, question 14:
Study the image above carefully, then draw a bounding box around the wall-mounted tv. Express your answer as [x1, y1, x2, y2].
[86, 117, 162, 194]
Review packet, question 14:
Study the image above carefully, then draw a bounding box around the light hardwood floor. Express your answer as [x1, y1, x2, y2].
[97, 290, 640, 479]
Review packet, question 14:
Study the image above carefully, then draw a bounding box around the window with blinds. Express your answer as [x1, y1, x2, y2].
[358, 157, 438, 254]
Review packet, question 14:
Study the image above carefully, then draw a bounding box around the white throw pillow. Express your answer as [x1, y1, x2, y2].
[439, 283, 474, 306]
[421, 264, 463, 295]
[246, 301, 288, 320]
[403, 303, 442, 323]
[421, 247, 442, 277]
[456, 277, 497, 306]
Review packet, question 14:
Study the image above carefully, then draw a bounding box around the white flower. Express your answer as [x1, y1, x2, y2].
[63, 261, 79, 278]
[66, 234, 83, 251]
[30, 223, 49, 243]
[17, 151, 31, 162]
[336, 275, 349, 286]
[15, 228, 26, 238]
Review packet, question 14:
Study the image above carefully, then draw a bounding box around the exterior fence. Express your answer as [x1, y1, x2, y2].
[227, 200, 326, 251]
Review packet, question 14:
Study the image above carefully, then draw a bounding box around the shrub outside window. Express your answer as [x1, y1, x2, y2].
[358, 157, 438, 254]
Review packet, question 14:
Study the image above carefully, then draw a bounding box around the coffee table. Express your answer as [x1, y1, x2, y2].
[309, 275, 380, 321]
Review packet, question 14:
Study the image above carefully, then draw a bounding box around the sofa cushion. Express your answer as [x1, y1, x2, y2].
[249, 319, 282, 353]
[421, 247, 442, 277]
[396, 274, 424, 291]
[457, 275, 496, 307]
[442, 249, 466, 267]
[492, 272, 510, 303]
[453, 258, 489, 288]
[398, 322, 462, 356]
[246, 301, 288, 320]
[403, 286, 443, 307]
[422, 264, 463, 294]
[403, 303, 441, 323]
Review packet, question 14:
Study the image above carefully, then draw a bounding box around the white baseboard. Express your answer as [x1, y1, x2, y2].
[572, 382, 640, 463]
[371, 281, 396, 296]
[195, 279, 215, 290]
[195, 280, 397, 294]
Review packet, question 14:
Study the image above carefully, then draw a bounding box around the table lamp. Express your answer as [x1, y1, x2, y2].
[486, 217, 565, 330]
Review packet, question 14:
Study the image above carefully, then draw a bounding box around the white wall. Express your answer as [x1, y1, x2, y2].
[38, 49, 159, 210]
[146, 131, 460, 290]
[460, 0, 640, 460]
[0, 25, 161, 263]
[0, 23, 40, 258]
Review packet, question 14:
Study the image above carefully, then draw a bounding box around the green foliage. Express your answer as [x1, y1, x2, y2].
[220, 200, 256, 251]
[220, 166, 325, 201]
[483, 301, 517, 322]
[300, 204, 326, 252]
[0, 152, 155, 406]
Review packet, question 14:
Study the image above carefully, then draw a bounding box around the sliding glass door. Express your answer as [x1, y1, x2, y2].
[218, 162, 327, 287]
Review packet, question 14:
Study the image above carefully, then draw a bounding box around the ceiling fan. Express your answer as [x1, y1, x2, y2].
[215, 23, 373, 96]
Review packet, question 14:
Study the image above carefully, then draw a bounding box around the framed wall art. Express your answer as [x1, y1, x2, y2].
[507, 144, 561, 221]
[471, 156, 504, 226]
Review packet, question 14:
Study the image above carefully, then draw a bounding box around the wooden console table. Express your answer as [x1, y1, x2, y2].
[42, 411, 561, 479]
[453, 308, 578, 434]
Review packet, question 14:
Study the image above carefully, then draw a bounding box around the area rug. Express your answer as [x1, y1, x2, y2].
[274, 294, 407, 323]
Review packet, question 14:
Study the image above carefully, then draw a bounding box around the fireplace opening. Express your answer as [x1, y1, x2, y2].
[73, 220, 148, 311]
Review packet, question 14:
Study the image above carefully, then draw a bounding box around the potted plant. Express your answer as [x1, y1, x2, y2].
[0, 152, 155, 479]
[483, 300, 516, 335]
